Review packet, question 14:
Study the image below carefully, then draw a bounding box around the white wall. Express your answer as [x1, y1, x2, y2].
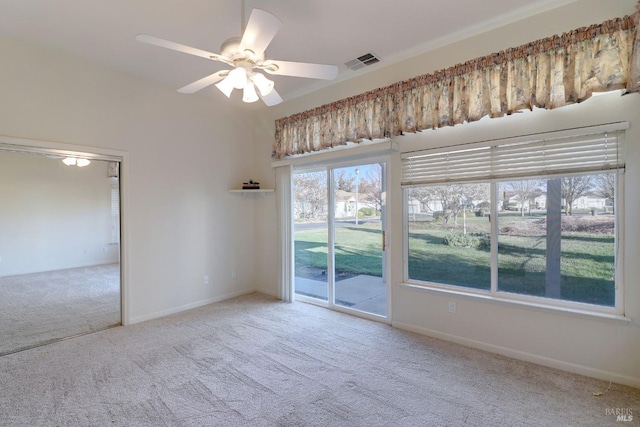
[0, 37, 258, 324]
[254, 0, 640, 387]
[0, 152, 117, 276]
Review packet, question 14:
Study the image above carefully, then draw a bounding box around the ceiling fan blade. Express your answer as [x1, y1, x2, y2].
[136, 34, 222, 61]
[239, 9, 282, 58]
[178, 70, 228, 93]
[259, 88, 283, 106]
[264, 60, 338, 80]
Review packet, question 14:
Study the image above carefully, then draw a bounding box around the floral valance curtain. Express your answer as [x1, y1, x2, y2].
[273, 4, 640, 159]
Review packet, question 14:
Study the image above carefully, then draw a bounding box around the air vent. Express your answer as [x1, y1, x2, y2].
[345, 52, 381, 71]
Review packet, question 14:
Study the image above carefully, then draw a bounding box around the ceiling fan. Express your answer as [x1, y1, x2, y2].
[136, 6, 339, 106]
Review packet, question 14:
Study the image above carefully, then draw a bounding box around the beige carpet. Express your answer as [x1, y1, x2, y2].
[0, 292, 638, 426]
[0, 264, 120, 356]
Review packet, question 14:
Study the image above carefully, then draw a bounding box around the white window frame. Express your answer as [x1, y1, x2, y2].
[402, 123, 627, 317]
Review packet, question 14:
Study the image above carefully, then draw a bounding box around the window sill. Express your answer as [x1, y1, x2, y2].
[399, 282, 630, 324]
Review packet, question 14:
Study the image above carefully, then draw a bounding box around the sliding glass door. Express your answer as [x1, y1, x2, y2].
[293, 161, 387, 317]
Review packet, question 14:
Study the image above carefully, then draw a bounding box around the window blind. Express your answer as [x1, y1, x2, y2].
[401, 127, 625, 187]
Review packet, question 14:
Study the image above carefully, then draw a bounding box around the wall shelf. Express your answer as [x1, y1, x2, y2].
[229, 189, 274, 198]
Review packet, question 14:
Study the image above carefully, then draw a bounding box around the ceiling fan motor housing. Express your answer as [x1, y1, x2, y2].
[220, 37, 263, 64]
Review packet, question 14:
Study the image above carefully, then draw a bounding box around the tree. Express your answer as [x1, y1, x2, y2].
[293, 172, 326, 220]
[561, 176, 593, 215]
[358, 165, 384, 214]
[406, 187, 434, 219]
[505, 179, 541, 216]
[335, 171, 355, 192]
[408, 183, 489, 226]
[454, 183, 490, 225]
[593, 173, 615, 207]
[407, 185, 455, 222]
[432, 185, 460, 224]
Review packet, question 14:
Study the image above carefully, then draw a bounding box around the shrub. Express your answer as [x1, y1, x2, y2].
[442, 232, 490, 249]
[359, 207, 376, 217]
[475, 202, 491, 217]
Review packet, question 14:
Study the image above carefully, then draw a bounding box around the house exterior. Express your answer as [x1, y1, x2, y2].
[334, 189, 377, 219]
[508, 194, 607, 211]
[407, 198, 421, 217]
[535, 194, 547, 209]
[572, 194, 607, 210]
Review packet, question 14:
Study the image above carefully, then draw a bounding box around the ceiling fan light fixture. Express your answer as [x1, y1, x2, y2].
[228, 66, 247, 89]
[242, 82, 259, 103]
[252, 72, 274, 96]
[215, 76, 235, 98]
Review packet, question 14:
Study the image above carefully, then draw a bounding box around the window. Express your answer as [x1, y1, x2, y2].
[497, 174, 616, 306]
[403, 125, 624, 311]
[407, 182, 491, 290]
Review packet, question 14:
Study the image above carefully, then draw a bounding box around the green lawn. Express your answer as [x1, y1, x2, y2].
[496, 232, 614, 305]
[408, 215, 615, 306]
[408, 226, 492, 290]
[295, 223, 382, 277]
[295, 214, 615, 306]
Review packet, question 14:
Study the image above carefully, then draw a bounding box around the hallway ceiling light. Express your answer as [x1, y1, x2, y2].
[62, 157, 91, 167]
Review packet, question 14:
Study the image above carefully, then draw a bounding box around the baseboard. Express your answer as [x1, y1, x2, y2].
[392, 321, 640, 389]
[3, 261, 120, 279]
[255, 287, 280, 298]
[129, 288, 257, 324]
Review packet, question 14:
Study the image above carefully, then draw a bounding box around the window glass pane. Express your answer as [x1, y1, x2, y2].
[333, 164, 387, 316]
[497, 174, 615, 306]
[407, 183, 491, 290]
[293, 170, 328, 301]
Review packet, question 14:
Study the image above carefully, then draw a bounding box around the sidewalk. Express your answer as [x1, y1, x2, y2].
[295, 275, 387, 316]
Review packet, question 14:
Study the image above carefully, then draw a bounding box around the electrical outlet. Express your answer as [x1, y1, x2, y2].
[448, 302, 457, 314]
[204, 275, 209, 284]
[231, 271, 237, 279]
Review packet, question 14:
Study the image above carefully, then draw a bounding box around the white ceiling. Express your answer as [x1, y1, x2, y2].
[0, 0, 577, 104]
